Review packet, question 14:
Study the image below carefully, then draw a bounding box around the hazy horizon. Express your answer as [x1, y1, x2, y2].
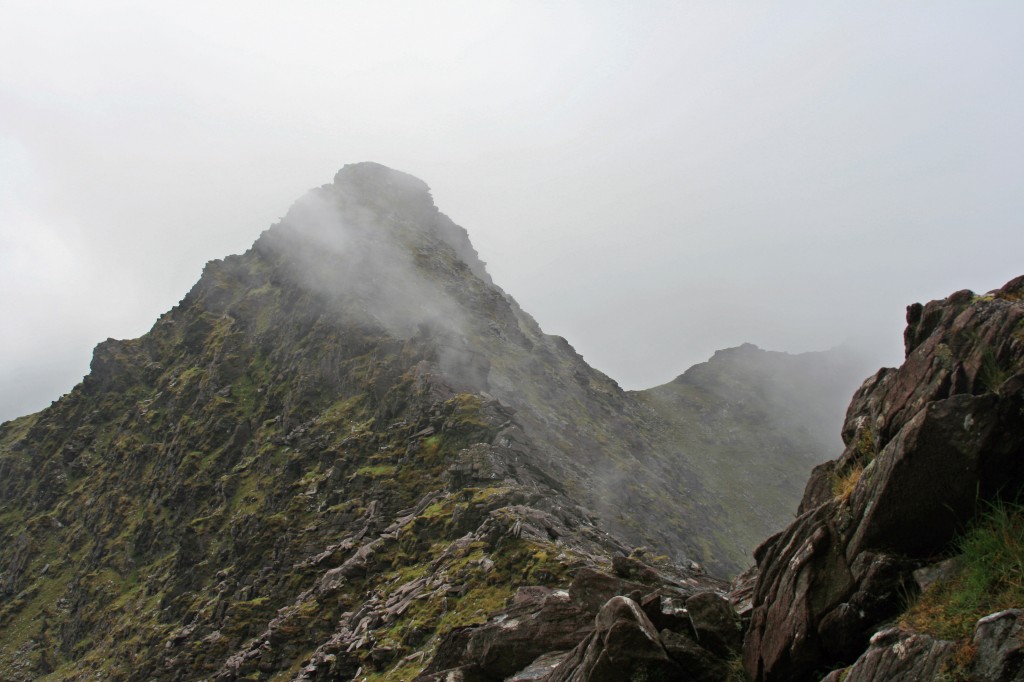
[2, 2, 1022, 422]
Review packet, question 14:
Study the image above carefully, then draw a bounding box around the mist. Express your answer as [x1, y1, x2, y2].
[2, 2, 1023, 422]
[265, 173, 469, 341]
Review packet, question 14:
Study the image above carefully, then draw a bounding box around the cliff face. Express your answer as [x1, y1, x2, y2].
[743, 276, 1024, 681]
[0, 163, 847, 680]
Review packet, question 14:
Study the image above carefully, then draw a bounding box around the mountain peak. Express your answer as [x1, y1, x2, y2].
[333, 160, 431, 194]
[331, 161, 435, 219]
[273, 162, 492, 286]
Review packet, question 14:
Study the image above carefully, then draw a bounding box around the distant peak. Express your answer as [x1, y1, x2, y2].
[719, 342, 762, 355]
[333, 162, 432, 203]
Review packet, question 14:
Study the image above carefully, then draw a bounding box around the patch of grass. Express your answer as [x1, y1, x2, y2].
[361, 659, 424, 682]
[854, 427, 876, 460]
[978, 347, 1011, 392]
[901, 501, 1024, 641]
[419, 434, 441, 457]
[354, 464, 397, 478]
[831, 463, 864, 502]
[723, 653, 748, 681]
[469, 486, 512, 504]
[435, 583, 512, 633]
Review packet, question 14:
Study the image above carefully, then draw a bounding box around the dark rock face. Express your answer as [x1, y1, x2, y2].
[659, 629, 732, 681]
[417, 587, 592, 680]
[744, 276, 1024, 681]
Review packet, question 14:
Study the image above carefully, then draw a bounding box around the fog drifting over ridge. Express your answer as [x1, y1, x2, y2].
[1, 1, 1023, 422]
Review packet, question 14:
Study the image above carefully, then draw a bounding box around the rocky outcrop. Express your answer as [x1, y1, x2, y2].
[542, 596, 681, 682]
[744, 276, 1024, 681]
[822, 609, 1024, 682]
[418, 561, 740, 682]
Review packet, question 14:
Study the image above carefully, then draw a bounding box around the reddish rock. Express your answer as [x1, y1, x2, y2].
[745, 277, 1024, 681]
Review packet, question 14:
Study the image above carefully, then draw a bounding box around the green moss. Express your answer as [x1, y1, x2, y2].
[935, 343, 955, 370]
[854, 427, 877, 461]
[469, 486, 512, 503]
[361, 659, 424, 682]
[419, 500, 452, 520]
[0, 412, 40, 444]
[420, 434, 441, 455]
[354, 464, 397, 478]
[436, 584, 511, 633]
[0, 506, 25, 530]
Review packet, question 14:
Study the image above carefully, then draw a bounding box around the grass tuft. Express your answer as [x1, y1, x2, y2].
[831, 464, 864, 502]
[978, 347, 1011, 392]
[901, 500, 1024, 641]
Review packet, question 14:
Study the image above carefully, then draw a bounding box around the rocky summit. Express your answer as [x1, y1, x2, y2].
[1, 162, 1019, 681]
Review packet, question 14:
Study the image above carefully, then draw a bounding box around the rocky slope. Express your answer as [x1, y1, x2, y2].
[743, 276, 1024, 681]
[0, 163, 852, 680]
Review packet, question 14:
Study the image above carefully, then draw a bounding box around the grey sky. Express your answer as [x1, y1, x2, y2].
[2, 1, 1022, 423]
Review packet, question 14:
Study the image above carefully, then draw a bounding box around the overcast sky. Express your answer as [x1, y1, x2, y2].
[1, 1, 1022, 423]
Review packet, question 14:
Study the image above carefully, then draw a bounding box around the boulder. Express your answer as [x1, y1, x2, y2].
[506, 651, 572, 682]
[825, 628, 956, 682]
[420, 586, 591, 680]
[685, 591, 741, 657]
[971, 609, 1024, 681]
[658, 629, 731, 681]
[542, 596, 680, 682]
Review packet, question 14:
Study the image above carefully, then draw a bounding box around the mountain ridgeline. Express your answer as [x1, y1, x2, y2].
[0, 163, 927, 681]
